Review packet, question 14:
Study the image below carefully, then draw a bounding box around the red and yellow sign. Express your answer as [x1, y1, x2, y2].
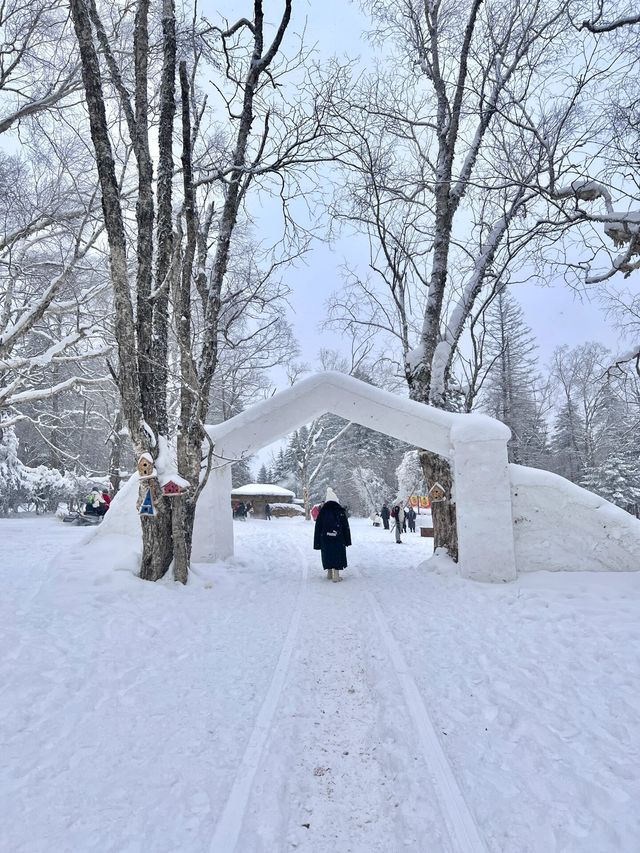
[410, 495, 431, 509]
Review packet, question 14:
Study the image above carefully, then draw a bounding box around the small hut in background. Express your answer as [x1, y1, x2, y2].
[230, 484, 303, 519]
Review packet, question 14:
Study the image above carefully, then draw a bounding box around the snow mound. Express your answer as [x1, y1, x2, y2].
[510, 464, 640, 572]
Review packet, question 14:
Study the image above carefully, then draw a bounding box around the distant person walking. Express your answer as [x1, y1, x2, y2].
[406, 506, 416, 533]
[380, 503, 390, 530]
[265, 502, 272, 520]
[313, 487, 351, 582]
[391, 503, 404, 543]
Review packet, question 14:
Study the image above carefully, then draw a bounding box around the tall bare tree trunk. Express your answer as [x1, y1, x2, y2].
[70, 0, 174, 581]
[108, 409, 124, 494]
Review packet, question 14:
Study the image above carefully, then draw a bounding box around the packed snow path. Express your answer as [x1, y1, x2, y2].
[211, 532, 483, 853]
[2, 516, 640, 852]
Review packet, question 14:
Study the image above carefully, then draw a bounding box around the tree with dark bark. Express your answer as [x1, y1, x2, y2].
[68, 0, 339, 581]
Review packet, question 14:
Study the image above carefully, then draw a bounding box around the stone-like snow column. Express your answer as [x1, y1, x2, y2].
[191, 460, 233, 563]
[451, 433, 516, 582]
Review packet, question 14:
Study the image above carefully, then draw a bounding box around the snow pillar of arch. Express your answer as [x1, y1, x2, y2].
[192, 460, 233, 563]
[450, 430, 517, 583]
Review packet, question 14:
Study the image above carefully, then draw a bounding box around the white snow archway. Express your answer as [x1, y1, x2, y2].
[192, 372, 516, 582]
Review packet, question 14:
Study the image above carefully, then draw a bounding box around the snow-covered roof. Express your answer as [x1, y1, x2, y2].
[231, 483, 295, 498]
[159, 472, 190, 489]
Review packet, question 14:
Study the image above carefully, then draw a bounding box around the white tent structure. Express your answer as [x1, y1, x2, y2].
[193, 372, 517, 582]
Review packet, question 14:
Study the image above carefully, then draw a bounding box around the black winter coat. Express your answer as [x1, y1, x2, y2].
[313, 500, 352, 569]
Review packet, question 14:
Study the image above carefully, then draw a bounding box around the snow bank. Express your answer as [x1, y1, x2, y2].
[510, 464, 640, 572]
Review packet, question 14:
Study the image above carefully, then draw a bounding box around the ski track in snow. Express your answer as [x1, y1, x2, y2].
[225, 530, 469, 853]
[210, 540, 309, 852]
[351, 563, 486, 853]
[2, 516, 640, 852]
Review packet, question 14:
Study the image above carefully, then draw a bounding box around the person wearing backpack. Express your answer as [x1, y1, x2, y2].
[391, 503, 404, 543]
[313, 487, 352, 582]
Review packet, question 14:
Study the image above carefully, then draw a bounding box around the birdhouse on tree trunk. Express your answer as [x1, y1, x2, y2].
[162, 480, 184, 497]
[137, 453, 155, 479]
[160, 473, 190, 497]
[428, 481, 446, 502]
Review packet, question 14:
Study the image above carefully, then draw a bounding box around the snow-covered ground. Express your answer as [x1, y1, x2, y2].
[1, 515, 640, 852]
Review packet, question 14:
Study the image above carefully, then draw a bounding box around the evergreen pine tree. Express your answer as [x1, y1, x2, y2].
[231, 458, 253, 489]
[551, 402, 586, 483]
[0, 425, 28, 514]
[481, 290, 548, 466]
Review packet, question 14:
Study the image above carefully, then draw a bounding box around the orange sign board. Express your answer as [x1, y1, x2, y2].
[410, 495, 431, 509]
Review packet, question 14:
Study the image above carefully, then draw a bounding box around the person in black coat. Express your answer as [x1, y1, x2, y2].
[380, 503, 390, 530]
[313, 488, 352, 582]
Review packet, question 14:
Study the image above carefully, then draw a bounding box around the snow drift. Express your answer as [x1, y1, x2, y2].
[510, 464, 640, 572]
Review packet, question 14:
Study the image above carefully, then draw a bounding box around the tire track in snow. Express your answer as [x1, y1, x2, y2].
[209, 540, 309, 853]
[350, 564, 488, 853]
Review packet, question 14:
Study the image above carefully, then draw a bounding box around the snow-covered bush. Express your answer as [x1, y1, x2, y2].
[0, 426, 106, 514]
[23, 467, 80, 512]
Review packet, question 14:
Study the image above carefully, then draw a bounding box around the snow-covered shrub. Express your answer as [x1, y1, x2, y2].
[0, 425, 107, 514]
[23, 466, 79, 512]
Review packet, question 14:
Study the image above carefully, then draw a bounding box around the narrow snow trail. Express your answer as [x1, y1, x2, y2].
[218, 524, 468, 853]
[351, 564, 486, 853]
[210, 541, 309, 852]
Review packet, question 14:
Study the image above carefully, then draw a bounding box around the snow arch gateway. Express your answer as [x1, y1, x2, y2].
[192, 372, 516, 582]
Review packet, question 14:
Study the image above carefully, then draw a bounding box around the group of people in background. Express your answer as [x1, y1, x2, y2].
[232, 500, 253, 519]
[84, 487, 111, 517]
[232, 500, 272, 520]
[377, 502, 417, 543]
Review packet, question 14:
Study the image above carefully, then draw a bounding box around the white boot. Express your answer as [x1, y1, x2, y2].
[332, 568, 339, 583]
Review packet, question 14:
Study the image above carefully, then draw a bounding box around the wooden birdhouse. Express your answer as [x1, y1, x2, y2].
[162, 479, 184, 497]
[137, 453, 155, 479]
[428, 481, 446, 502]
